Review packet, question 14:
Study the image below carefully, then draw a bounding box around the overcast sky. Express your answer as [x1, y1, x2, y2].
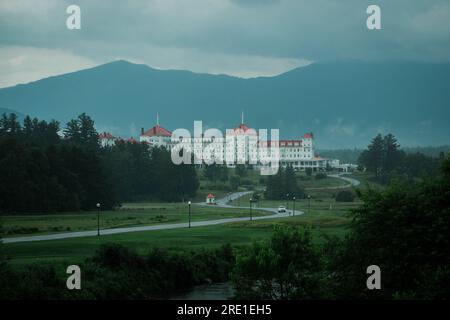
[1, 0, 449, 88]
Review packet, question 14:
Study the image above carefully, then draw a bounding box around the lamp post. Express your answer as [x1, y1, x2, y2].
[188, 201, 191, 228]
[96, 203, 101, 236]
[286, 193, 289, 212]
[249, 198, 253, 221]
[292, 196, 296, 216]
[307, 195, 311, 214]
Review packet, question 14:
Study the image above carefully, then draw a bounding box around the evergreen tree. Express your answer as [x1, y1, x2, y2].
[285, 165, 305, 198]
[265, 167, 285, 200]
[235, 164, 247, 177]
[359, 134, 384, 177]
[382, 133, 403, 174]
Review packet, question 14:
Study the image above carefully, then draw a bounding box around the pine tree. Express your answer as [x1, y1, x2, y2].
[383, 133, 403, 174]
[359, 134, 384, 177]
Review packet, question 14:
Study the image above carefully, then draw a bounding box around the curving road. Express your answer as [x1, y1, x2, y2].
[1, 192, 300, 244]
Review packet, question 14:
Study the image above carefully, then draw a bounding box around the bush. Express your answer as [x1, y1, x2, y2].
[231, 226, 325, 299]
[315, 173, 327, 180]
[298, 175, 311, 181]
[335, 190, 355, 202]
[240, 178, 255, 188]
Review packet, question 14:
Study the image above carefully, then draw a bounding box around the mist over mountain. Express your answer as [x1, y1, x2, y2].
[0, 60, 449, 148]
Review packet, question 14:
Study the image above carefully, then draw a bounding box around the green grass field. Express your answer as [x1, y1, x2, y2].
[2, 207, 351, 266]
[1, 203, 268, 237]
[297, 175, 348, 189]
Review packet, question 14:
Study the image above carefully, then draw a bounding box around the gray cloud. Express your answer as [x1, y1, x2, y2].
[0, 0, 449, 87]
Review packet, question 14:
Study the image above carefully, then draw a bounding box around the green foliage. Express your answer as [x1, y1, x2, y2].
[265, 166, 305, 200]
[318, 148, 362, 164]
[0, 113, 113, 212]
[335, 190, 355, 202]
[298, 175, 311, 181]
[0, 112, 200, 213]
[0, 243, 235, 300]
[64, 113, 100, 151]
[231, 226, 325, 299]
[104, 143, 198, 202]
[358, 133, 443, 184]
[204, 164, 228, 186]
[329, 155, 450, 299]
[230, 175, 241, 190]
[315, 173, 327, 180]
[235, 164, 247, 177]
[305, 167, 313, 176]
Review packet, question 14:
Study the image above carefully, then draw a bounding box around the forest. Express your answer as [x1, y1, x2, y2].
[0, 113, 199, 213]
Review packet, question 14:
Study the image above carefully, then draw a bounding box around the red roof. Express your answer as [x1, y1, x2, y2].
[127, 137, 138, 144]
[99, 132, 114, 139]
[206, 193, 215, 198]
[141, 125, 172, 137]
[303, 133, 314, 139]
[229, 123, 257, 136]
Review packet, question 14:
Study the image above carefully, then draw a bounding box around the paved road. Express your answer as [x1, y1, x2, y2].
[2, 191, 300, 244]
[1, 174, 359, 244]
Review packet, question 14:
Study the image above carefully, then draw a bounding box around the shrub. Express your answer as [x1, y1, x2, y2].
[298, 175, 311, 181]
[231, 226, 325, 299]
[335, 190, 355, 202]
[315, 173, 327, 180]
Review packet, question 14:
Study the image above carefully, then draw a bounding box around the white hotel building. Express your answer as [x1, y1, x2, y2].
[130, 118, 337, 172]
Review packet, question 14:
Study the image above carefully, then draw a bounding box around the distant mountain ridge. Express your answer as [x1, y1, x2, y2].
[0, 60, 449, 148]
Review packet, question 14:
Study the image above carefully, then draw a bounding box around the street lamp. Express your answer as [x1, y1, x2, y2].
[286, 193, 289, 212]
[307, 195, 311, 214]
[188, 201, 191, 228]
[292, 196, 296, 216]
[249, 198, 253, 221]
[96, 203, 101, 236]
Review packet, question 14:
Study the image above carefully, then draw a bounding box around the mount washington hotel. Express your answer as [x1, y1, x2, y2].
[99, 115, 346, 172]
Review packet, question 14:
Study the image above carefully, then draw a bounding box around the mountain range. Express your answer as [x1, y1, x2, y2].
[0, 60, 449, 148]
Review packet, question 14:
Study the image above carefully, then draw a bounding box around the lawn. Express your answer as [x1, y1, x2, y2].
[347, 171, 386, 190]
[2, 205, 352, 266]
[296, 175, 348, 189]
[230, 192, 362, 213]
[1, 203, 268, 237]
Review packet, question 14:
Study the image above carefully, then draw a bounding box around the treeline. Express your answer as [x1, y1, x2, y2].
[265, 166, 305, 200]
[0, 113, 199, 213]
[319, 145, 450, 166]
[103, 142, 198, 202]
[318, 148, 362, 164]
[358, 133, 445, 183]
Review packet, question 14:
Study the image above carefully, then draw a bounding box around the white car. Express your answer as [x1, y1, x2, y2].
[277, 206, 287, 213]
